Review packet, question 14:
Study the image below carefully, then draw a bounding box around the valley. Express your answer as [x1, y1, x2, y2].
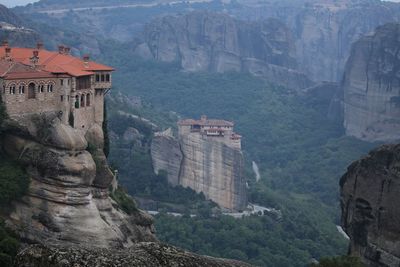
[0, 0, 399, 266]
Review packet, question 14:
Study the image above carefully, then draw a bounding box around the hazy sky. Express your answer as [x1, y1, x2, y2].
[1, 0, 400, 8]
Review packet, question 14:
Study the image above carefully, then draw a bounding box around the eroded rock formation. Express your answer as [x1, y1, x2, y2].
[15, 243, 251, 267]
[342, 23, 400, 142]
[340, 144, 400, 266]
[2, 112, 156, 248]
[232, 0, 400, 82]
[137, 11, 313, 90]
[151, 129, 247, 211]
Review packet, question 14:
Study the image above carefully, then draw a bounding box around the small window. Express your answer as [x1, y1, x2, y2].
[47, 84, 53, 93]
[68, 79, 70, 85]
[81, 94, 85, 107]
[101, 74, 105, 82]
[61, 79, 64, 86]
[75, 95, 80, 109]
[86, 94, 90, 106]
[39, 85, 44, 93]
[96, 74, 100, 82]
[10, 86, 15, 95]
[19, 85, 25, 94]
[105, 74, 110, 82]
[60, 95, 64, 102]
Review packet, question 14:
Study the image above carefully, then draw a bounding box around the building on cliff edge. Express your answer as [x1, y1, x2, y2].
[0, 41, 113, 131]
[178, 115, 242, 150]
[151, 115, 247, 211]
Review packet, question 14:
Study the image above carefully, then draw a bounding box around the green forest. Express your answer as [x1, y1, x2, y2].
[100, 47, 377, 266]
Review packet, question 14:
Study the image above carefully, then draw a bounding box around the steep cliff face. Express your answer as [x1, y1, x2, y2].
[2, 112, 156, 248]
[233, 0, 400, 82]
[342, 23, 400, 142]
[179, 133, 247, 211]
[340, 144, 400, 267]
[151, 131, 247, 211]
[138, 11, 312, 90]
[151, 129, 182, 187]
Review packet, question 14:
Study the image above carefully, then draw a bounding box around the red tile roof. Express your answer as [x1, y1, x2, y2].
[0, 60, 58, 79]
[0, 46, 114, 78]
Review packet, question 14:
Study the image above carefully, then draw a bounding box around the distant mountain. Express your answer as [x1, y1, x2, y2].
[0, 4, 22, 25]
[0, 4, 40, 47]
[231, 0, 400, 82]
[136, 11, 313, 90]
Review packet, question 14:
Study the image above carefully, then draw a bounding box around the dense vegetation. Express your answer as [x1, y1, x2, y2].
[0, 98, 29, 265]
[99, 51, 376, 266]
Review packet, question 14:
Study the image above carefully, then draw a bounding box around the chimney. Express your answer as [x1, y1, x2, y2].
[58, 45, 65, 54]
[2, 40, 8, 47]
[30, 50, 39, 66]
[201, 115, 207, 121]
[83, 54, 90, 68]
[64, 46, 71, 55]
[5, 47, 11, 61]
[37, 42, 44, 50]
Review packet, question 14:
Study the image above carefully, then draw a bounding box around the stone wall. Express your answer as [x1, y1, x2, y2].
[2, 77, 69, 118]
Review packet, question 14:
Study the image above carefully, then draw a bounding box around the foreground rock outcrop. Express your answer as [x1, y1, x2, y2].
[340, 144, 400, 266]
[15, 242, 251, 267]
[2, 112, 156, 248]
[342, 23, 400, 142]
[137, 11, 313, 90]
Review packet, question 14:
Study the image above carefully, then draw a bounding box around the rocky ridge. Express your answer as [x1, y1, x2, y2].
[137, 11, 313, 90]
[340, 143, 400, 266]
[341, 23, 400, 142]
[232, 0, 400, 82]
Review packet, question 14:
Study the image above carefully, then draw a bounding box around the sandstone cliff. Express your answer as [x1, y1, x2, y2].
[233, 0, 400, 82]
[2, 112, 156, 248]
[151, 130, 247, 211]
[137, 11, 313, 90]
[341, 23, 400, 142]
[340, 144, 400, 266]
[151, 129, 182, 187]
[15, 242, 251, 267]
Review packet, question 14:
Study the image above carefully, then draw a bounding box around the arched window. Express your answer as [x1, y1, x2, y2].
[86, 94, 91, 106]
[47, 83, 54, 93]
[18, 84, 25, 94]
[75, 95, 80, 109]
[37, 84, 44, 93]
[81, 94, 85, 107]
[28, 83, 36, 99]
[9, 84, 16, 95]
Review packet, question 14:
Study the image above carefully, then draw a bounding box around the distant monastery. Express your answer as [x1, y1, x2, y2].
[178, 115, 242, 149]
[0, 41, 113, 131]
